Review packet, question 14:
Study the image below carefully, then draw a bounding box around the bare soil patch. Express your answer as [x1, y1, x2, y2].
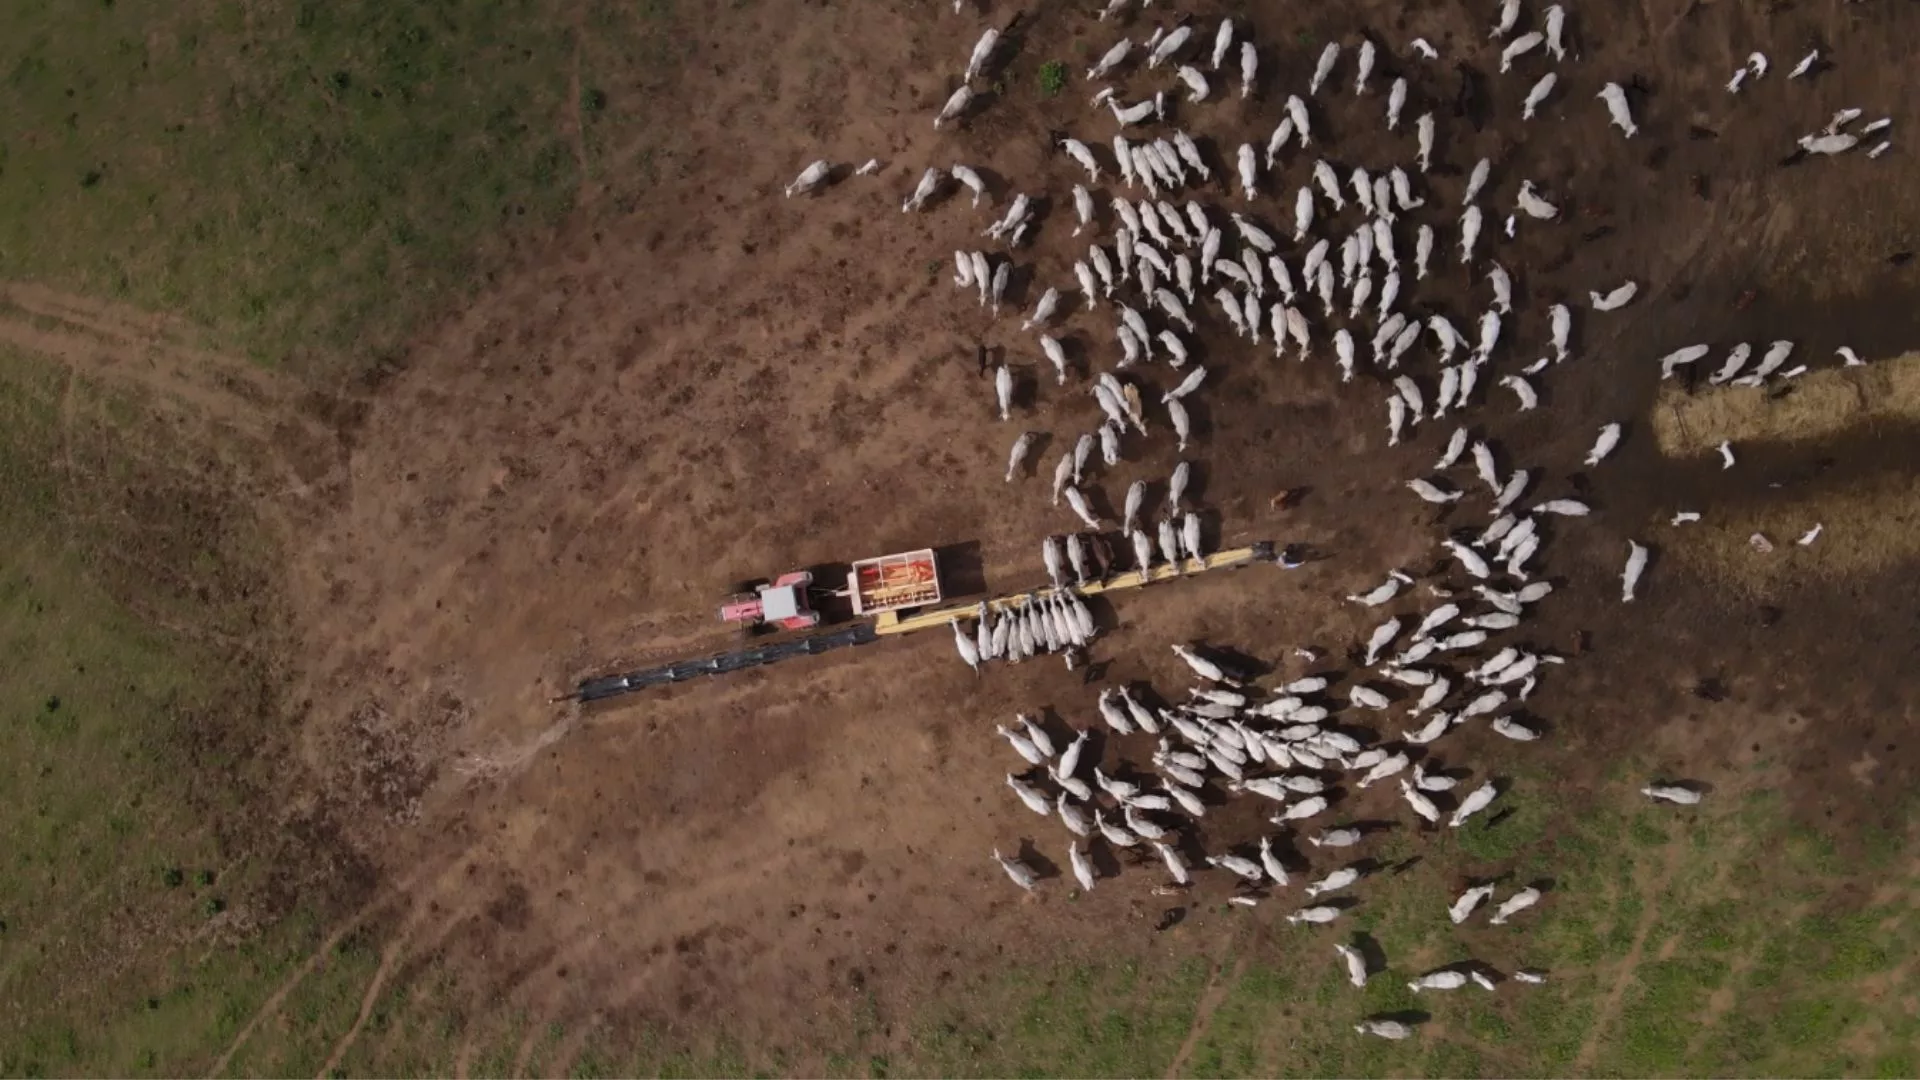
[266, 0, 1920, 1065]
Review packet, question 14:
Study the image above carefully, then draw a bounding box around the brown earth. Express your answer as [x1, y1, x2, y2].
[15, 0, 1920, 1071]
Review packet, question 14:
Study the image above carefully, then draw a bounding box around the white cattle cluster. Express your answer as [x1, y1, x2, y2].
[785, 1, 1874, 583]
[950, 586, 1099, 672]
[987, 630, 1574, 1022]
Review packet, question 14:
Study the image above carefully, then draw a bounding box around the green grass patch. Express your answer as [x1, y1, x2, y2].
[596, 765, 1917, 1080]
[0, 0, 676, 373]
[0, 0, 692, 1068]
[1038, 60, 1068, 99]
[0, 345, 359, 1076]
[904, 957, 1207, 1077]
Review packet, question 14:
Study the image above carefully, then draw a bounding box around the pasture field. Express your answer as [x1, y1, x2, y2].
[0, 0, 593, 372]
[3, 0, 1919, 1076]
[0, 343, 378, 1077]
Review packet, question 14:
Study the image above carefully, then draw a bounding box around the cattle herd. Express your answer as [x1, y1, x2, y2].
[784, 0, 1884, 1038]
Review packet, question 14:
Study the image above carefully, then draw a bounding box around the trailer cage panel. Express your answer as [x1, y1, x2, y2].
[847, 548, 942, 615]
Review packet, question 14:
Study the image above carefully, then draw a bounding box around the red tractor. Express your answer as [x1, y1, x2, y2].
[718, 550, 943, 635]
[718, 571, 823, 633]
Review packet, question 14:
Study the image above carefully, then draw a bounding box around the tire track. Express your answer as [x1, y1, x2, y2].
[0, 282, 296, 437]
[206, 887, 409, 1078]
[509, 1006, 562, 1077]
[566, 0, 593, 211]
[1573, 844, 1683, 1071]
[544, 1012, 605, 1080]
[452, 1031, 478, 1079]
[0, 280, 345, 520]
[316, 875, 484, 1078]
[1165, 952, 1249, 1079]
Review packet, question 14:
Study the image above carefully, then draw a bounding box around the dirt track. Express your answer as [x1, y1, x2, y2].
[32, 0, 1920, 1068]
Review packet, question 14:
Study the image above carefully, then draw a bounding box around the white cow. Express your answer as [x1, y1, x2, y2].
[784, 160, 832, 197]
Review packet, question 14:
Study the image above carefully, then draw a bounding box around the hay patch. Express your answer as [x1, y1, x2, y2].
[1654, 473, 1920, 597]
[1649, 352, 1920, 458]
[1648, 353, 1920, 594]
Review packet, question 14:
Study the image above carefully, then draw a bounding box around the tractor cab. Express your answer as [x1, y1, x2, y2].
[718, 571, 823, 632]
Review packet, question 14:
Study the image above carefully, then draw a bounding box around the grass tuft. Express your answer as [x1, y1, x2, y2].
[1038, 59, 1068, 98]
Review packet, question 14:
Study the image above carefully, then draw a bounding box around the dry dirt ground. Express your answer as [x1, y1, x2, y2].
[15, 0, 1920, 1071]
